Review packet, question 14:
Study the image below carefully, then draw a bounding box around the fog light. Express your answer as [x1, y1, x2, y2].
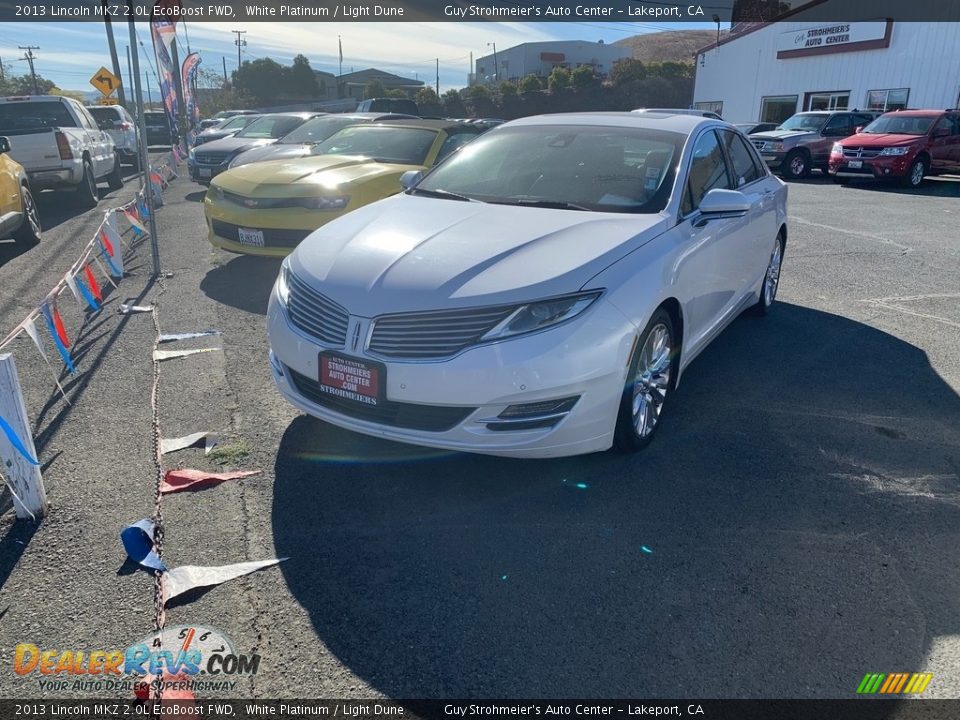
[268, 350, 284, 377]
[481, 396, 580, 432]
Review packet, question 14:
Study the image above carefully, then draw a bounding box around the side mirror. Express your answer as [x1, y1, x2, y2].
[933, 128, 951, 138]
[0, 136, 10, 154]
[695, 189, 751, 226]
[854, 126, 864, 134]
[399, 170, 423, 190]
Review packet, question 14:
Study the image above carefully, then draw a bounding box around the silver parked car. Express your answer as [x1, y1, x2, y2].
[87, 104, 139, 168]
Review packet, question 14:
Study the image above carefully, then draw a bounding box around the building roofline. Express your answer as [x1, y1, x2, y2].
[692, 0, 833, 57]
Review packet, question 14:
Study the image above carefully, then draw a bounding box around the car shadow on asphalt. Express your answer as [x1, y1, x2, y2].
[200, 255, 283, 315]
[185, 191, 207, 203]
[835, 175, 960, 198]
[271, 303, 960, 700]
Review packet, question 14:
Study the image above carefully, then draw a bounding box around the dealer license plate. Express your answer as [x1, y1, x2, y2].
[848, 160, 863, 169]
[237, 227, 264, 247]
[199, 167, 212, 178]
[319, 353, 382, 406]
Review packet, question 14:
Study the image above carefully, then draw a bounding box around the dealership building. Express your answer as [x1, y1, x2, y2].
[692, 12, 960, 123]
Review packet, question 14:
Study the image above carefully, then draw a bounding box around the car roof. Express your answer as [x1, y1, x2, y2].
[252, 112, 319, 120]
[882, 109, 948, 117]
[366, 118, 479, 132]
[506, 111, 711, 133]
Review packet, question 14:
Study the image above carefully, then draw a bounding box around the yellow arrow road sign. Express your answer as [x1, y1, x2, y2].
[90, 66, 121, 97]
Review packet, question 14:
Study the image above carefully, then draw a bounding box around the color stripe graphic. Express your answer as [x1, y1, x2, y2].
[857, 672, 933, 694]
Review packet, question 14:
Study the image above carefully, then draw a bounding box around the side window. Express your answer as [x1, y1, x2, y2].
[681, 130, 732, 216]
[933, 116, 954, 136]
[720, 130, 761, 187]
[435, 132, 477, 162]
[823, 114, 853, 136]
[77, 105, 99, 132]
[854, 113, 875, 129]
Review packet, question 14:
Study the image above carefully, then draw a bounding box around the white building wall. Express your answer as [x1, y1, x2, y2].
[475, 41, 631, 85]
[694, 21, 960, 121]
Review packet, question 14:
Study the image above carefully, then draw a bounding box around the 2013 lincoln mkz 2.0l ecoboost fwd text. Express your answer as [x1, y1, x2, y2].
[266, 112, 789, 458]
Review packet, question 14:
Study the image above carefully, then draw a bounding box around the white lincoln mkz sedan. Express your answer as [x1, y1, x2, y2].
[267, 112, 788, 458]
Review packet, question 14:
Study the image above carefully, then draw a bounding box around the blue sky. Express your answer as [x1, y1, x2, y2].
[1, 21, 714, 97]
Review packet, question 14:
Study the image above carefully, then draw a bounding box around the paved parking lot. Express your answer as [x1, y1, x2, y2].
[0, 169, 957, 701]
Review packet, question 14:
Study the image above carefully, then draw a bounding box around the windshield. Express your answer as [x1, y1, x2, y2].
[778, 114, 828, 132]
[0, 100, 77, 133]
[313, 126, 437, 164]
[237, 115, 305, 139]
[217, 115, 256, 131]
[280, 116, 359, 144]
[861, 115, 936, 136]
[416, 125, 683, 214]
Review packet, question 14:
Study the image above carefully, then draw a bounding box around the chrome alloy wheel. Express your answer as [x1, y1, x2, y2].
[763, 238, 783, 307]
[789, 154, 806, 176]
[910, 160, 924, 187]
[631, 323, 672, 439]
[24, 190, 40, 237]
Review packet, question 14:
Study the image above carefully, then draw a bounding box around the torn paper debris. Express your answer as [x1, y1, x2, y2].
[160, 468, 260, 494]
[160, 432, 219, 455]
[158, 330, 222, 343]
[153, 348, 219, 361]
[120, 518, 167, 572]
[118, 304, 154, 314]
[164, 559, 286, 604]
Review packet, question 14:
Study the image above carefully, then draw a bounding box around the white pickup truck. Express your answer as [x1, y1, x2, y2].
[0, 95, 123, 208]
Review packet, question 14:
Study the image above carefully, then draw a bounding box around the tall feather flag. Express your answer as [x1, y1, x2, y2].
[40, 301, 75, 374]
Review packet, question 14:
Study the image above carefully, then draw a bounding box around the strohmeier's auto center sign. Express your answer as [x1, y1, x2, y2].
[776, 20, 892, 58]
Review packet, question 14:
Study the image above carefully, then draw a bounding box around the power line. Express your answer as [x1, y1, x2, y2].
[18, 46, 40, 94]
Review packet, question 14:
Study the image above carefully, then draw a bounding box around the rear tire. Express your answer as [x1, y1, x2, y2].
[106, 154, 123, 191]
[12, 186, 41, 245]
[751, 232, 786, 316]
[613, 308, 677, 453]
[75, 159, 98, 208]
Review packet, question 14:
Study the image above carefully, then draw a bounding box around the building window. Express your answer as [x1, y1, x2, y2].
[866, 88, 909, 111]
[807, 92, 849, 111]
[760, 96, 798, 124]
[694, 101, 723, 115]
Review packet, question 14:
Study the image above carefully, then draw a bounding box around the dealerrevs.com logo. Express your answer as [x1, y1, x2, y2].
[13, 625, 260, 693]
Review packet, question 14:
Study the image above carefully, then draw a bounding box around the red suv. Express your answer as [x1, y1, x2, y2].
[828, 109, 960, 187]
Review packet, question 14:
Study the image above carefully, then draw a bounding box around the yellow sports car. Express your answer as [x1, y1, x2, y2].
[205, 119, 482, 257]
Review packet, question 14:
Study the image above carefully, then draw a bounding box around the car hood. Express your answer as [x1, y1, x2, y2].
[751, 129, 818, 142]
[193, 136, 276, 155]
[229, 143, 312, 167]
[213, 154, 422, 196]
[196, 129, 238, 142]
[840, 133, 925, 147]
[288, 194, 668, 316]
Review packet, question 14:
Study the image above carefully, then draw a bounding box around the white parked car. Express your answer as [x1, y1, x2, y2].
[0, 95, 121, 207]
[87, 104, 139, 168]
[267, 112, 788, 458]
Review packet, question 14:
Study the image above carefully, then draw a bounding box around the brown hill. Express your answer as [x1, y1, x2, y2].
[613, 29, 721, 63]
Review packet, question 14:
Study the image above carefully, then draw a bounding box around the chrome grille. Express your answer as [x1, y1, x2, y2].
[751, 139, 765, 150]
[369, 305, 518, 359]
[287, 273, 349, 347]
[842, 147, 881, 159]
[195, 152, 228, 164]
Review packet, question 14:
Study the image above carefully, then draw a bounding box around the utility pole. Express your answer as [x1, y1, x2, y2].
[101, 3, 127, 107]
[222, 56, 228, 85]
[0, 56, 5, 82]
[487, 42, 498, 83]
[126, 45, 134, 112]
[436, 58, 439, 96]
[18, 46, 40, 94]
[232, 30, 246, 73]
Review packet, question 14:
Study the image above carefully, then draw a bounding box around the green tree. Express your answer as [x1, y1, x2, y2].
[498, 81, 518, 97]
[609, 58, 647, 86]
[547, 66, 571, 93]
[363, 79, 386, 99]
[441, 88, 466, 117]
[518, 74, 542, 93]
[416, 87, 443, 116]
[571, 66, 598, 90]
[386, 88, 408, 99]
[233, 58, 286, 105]
[0, 71, 56, 95]
[465, 83, 495, 117]
[285, 54, 320, 97]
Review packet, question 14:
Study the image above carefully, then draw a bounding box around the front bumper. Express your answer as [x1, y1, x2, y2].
[828, 154, 913, 179]
[266, 285, 638, 458]
[188, 158, 229, 184]
[757, 150, 786, 169]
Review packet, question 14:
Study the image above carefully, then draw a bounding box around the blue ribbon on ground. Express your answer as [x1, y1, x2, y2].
[76, 275, 100, 312]
[0, 414, 40, 466]
[120, 518, 167, 572]
[40, 303, 75, 374]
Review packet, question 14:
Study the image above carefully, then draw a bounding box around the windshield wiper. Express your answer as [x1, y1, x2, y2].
[493, 199, 591, 211]
[408, 187, 477, 202]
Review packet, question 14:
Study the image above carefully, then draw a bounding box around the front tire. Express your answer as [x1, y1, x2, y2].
[901, 157, 926, 188]
[106, 154, 123, 191]
[614, 308, 676, 453]
[782, 149, 809, 180]
[12, 186, 41, 245]
[751, 232, 786, 316]
[75, 159, 98, 208]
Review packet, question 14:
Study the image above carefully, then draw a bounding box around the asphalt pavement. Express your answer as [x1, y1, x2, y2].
[0, 167, 957, 703]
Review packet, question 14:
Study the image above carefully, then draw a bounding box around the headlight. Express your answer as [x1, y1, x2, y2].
[188, 148, 196, 160]
[831, 142, 843, 155]
[206, 184, 224, 201]
[880, 146, 910, 156]
[481, 292, 601, 342]
[294, 196, 350, 211]
[764, 141, 783, 152]
[228, 156, 247, 169]
[276, 263, 291, 306]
